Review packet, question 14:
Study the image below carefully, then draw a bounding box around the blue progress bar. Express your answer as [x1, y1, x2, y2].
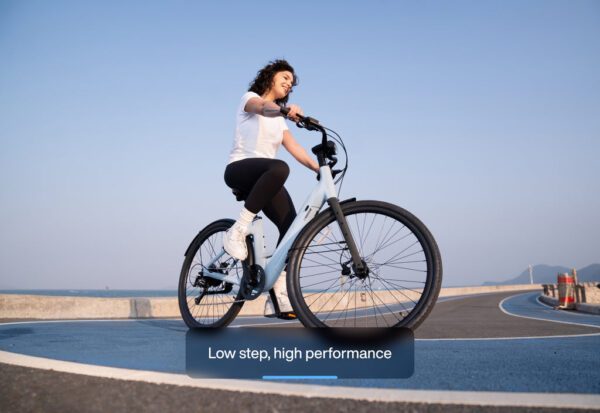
[262, 375, 338, 380]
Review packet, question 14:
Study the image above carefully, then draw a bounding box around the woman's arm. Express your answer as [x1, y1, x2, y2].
[245, 98, 303, 122]
[282, 130, 320, 173]
[244, 97, 282, 117]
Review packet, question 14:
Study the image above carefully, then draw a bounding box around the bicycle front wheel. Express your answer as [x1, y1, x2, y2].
[287, 200, 442, 329]
[178, 219, 247, 328]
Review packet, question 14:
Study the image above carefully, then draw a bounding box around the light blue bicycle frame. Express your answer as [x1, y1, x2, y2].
[200, 165, 338, 292]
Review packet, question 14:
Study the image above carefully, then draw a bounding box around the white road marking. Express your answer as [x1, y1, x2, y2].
[418, 332, 600, 341]
[499, 293, 600, 329]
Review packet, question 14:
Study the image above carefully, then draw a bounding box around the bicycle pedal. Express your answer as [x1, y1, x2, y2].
[277, 312, 297, 320]
[264, 311, 296, 320]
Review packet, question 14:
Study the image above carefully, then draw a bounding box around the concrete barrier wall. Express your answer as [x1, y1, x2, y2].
[579, 282, 600, 304]
[0, 284, 541, 320]
[438, 284, 540, 297]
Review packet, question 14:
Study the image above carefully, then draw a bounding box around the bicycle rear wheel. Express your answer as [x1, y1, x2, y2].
[178, 219, 247, 328]
[287, 200, 442, 329]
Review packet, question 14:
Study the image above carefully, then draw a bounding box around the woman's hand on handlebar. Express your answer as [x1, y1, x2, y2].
[282, 104, 303, 122]
[280, 106, 321, 131]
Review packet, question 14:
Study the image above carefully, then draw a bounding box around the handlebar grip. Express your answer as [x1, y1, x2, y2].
[281, 107, 320, 131]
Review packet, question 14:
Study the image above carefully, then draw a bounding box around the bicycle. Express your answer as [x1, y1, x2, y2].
[178, 109, 442, 329]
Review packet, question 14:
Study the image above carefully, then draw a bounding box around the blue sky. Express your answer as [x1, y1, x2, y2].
[1, 0, 599, 289]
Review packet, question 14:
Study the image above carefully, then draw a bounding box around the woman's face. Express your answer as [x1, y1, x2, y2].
[269, 70, 294, 100]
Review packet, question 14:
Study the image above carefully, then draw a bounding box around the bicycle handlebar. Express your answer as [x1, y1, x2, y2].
[279, 106, 290, 116]
[280, 106, 323, 133]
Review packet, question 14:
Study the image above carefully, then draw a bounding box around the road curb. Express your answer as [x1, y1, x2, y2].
[575, 303, 600, 315]
[539, 295, 600, 315]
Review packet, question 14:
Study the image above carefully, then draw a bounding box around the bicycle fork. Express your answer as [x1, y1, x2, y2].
[327, 197, 369, 278]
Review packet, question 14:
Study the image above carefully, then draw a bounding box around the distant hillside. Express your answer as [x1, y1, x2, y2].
[577, 264, 600, 282]
[483, 264, 600, 285]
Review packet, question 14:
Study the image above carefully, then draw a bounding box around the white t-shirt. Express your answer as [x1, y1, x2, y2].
[227, 91, 289, 164]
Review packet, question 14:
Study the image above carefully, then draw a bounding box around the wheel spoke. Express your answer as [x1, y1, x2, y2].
[321, 278, 357, 323]
[294, 205, 440, 329]
[178, 223, 245, 328]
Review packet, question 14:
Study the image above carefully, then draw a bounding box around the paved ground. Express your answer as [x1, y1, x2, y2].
[416, 291, 599, 338]
[0, 363, 587, 413]
[1, 291, 599, 412]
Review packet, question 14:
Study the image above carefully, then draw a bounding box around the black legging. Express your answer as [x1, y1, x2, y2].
[224, 158, 296, 246]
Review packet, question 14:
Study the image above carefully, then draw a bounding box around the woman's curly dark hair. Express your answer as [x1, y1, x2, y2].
[248, 59, 299, 106]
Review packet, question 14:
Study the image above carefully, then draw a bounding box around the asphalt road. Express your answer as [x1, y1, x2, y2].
[1, 291, 599, 412]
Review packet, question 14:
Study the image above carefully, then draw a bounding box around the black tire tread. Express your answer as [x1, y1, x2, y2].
[287, 200, 442, 330]
[178, 219, 246, 328]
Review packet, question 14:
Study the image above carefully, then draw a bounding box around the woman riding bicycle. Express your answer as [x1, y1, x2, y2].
[223, 59, 319, 319]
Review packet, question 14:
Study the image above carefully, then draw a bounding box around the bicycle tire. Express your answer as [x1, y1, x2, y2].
[178, 219, 248, 328]
[287, 200, 442, 329]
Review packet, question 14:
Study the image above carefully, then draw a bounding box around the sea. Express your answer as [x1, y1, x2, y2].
[0, 290, 178, 298]
[0, 288, 326, 297]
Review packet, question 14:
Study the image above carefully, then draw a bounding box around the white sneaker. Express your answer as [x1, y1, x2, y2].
[264, 271, 295, 318]
[223, 223, 247, 260]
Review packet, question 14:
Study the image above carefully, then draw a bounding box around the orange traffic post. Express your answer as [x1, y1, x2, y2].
[557, 272, 575, 309]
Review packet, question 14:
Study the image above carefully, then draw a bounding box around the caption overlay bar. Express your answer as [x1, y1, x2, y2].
[186, 327, 414, 379]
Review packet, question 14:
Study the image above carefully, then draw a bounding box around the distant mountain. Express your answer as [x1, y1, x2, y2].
[577, 264, 600, 282]
[483, 264, 600, 285]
